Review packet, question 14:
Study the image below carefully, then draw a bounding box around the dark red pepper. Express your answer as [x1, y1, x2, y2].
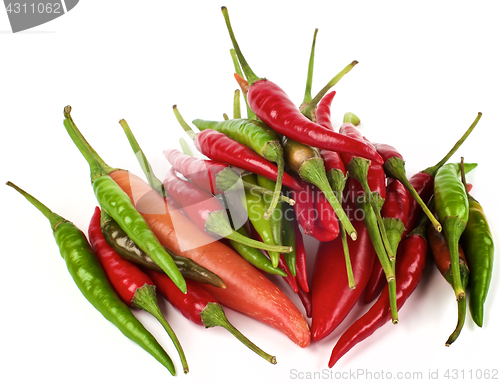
[315, 90, 336, 131]
[294, 217, 309, 293]
[314, 188, 340, 237]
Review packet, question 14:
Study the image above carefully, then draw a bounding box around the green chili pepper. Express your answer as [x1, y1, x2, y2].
[62, 106, 187, 294]
[242, 173, 281, 268]
[192, 118, 285, 218]
[7, 181, 177, 375]
[100, 211, 227, 288]
[281, 202, 297, 277]
[434, 161, 478, 301]
[460, 160, 494, 327]
[256, 175, 283, 246]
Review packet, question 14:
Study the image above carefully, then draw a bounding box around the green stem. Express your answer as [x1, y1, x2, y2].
[233, 89, 241, 119]
[341, 225, 356, 289]
[221, 7, 260, 84]
[343, 112, 361, 126]
[119, 119, 166, 197]
[261, 143, 285, 219]
[6, 181, 66, 231]
[223, 113, 229, 121]
[300, 158, 357, 240]
[179, 137, 194, 156]
[132, 285, 189, 374]
[301, 28, 319, 107]
[445, 297, 467, 346]
[200, 302, 277, 364]
[230, 49, 256, 120]
[172, 105, 197, 140]
[385, 157, 442, 232]
[301, 60, 358, 120]
[205, 210, 292, 253]
[422, 112, 482, 176]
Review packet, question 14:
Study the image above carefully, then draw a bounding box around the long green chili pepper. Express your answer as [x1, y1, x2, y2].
[192, 117, 285, 219]
[7, 181, 177, 375]
[460, 159, 494, 327]
[242, 173, 281, 268]
[257, 174, 283, 247]
[63, 107, 187, 294]
[434, 161, 477, 301]
[282, 136, 357, 241]
[100, 210, 227, 288]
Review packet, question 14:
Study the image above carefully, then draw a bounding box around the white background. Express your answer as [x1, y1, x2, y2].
[1, 1, 499, 382]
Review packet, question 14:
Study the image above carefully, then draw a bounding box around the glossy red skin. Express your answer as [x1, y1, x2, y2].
[339, 123, 386, 198]
[403, 172, 434, 237]
[164, 149, 228, 195]
[329, 231, 427, 367]
[320, 150, 346, 175]
[290, 180, 316, 235]
[146, 269, 212, 326]
[364, 178, 411, 303]
[315, 91, 336, 131]
[294, 218, 309, 293]
[311, 200, 376, 341]
[247, 79, 383, 164]
[163, 168, 223, 232]
[372, 142, 404, 162]
[194, 129, 303, 191]
[314, 189, 340, 237]
[88, 206, 153, 304]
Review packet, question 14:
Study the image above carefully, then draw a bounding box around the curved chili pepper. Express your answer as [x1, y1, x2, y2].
[434, 162, 473, 301]
[328, 212, 428, 367]
[192, 117, 286, 217]
[62, 109, 311, 347]
[297, 285, 313, 319]
[460, 162, 494, 327]
[294, 216, 309, 293]
[63, 107, 186, 294]
[427, 205, 469, 347]
[147, 270, 277, 364]
[282, 136, 356, 240]
[88, 206, 189, 373]
[315, 91, 336, 130]
[314, 188, 340, 236]
[290, 179, 316, 235]
[364, 178, 410, 303]
[7, 182, 177, 375]
[173, 105, 303, 192]
[403, 113, 482, 236]
[99, 210, 226, 288]
[222, 7, 383, 165]
[310, 200, 376, 341]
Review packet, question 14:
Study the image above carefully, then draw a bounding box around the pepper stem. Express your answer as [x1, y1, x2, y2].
[384, 157, 442, 232]
[301, 28, 319, 108]
[442, 217, 467, 301]
[233, 89, 241, 119]
[205, 210, 292, 253]
[119, 119, 167, 197]
[300, 158, 357, 240]
[221, 7, 260, 85]
[179, 137, 194, 156]
[261, 143, 286, 219]
[6, 181, 66, 231]
[172, 105, 197, 140]
[229, 49, 256, 120]
[341, 225, 356, 289]
[200, 302, 277, 364]
[343, 112, 361, 126]
[301, 60, 359, 120]
[422, 112, 482, 176]
[132, 284, 189, 374]
[445, 296, 467, 346]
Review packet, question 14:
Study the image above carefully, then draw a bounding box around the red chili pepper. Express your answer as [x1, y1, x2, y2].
[314, 188, 340, 236]
[173, 106, 303, 192]
[164, 148, 228, 195]
[162, 168, 291, 254]
[297, 285, 313, 319]
[222, 8, 383, 165]
[311, 203, 376, 341]
[147, 270, 277, 364]
[315, 91, 336, 131]
[294, 217, 309, 293]
[87, 206, 189, 373]
[328, 215, 428, 367]
[290, 179, 316, 235]
[364, 178, 410, 303]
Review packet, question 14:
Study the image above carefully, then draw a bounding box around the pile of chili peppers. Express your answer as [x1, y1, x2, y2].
[6, 6, 495, 375]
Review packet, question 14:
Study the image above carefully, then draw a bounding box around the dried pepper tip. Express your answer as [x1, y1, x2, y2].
[200, 302, 277, 365]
